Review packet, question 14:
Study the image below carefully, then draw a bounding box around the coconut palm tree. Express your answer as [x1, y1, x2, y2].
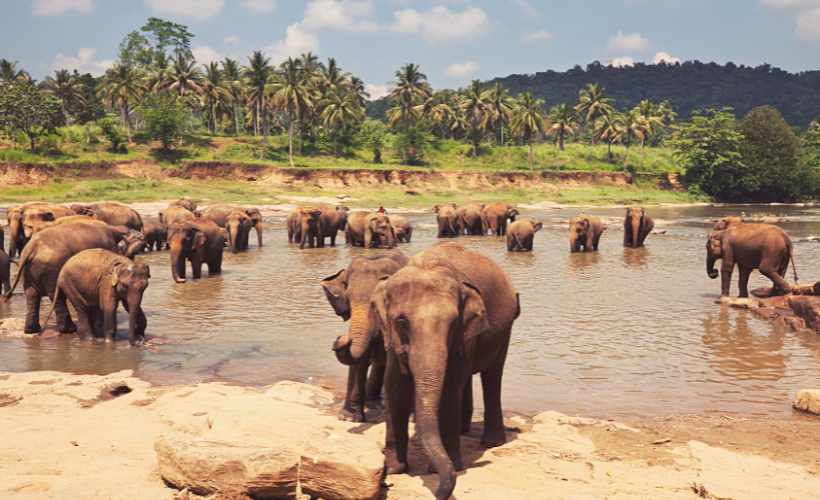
[387, 63, 431, 165]
[595, 112, 625, 160]
[98, 65, 142, 142]
[244, 51, 274, 157]
[449, 107, 469, 140]
[320, 84, 364, 156]
[484, 83, 514, 147]
[0, 59, 30, 86]
[511, 92, 548, 171]
[166, 56, 204, 97]
[143, 51, 172, 96]
[273, 57, 318, 167]
[348, 76, 370, 107]
[636, 100, 665, 168]
[316, 58, 351, 93]
[459, 80, 488, 156]
[547, 102, 582, 168]
[42, 69, 86, 123]
[620, 108, 645, 169]
[808, 115, 820, 132]
[201, 62, 234, 136]
[658, 100, 678, 128]
[221, 58, 245, 136]
[298, 52, 321, 75]
[575, 82, 615, 160]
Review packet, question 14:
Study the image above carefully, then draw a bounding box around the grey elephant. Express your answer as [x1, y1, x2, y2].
[167, 218, 224, 283]
[714, 216, 744, 231]
[319, 206, 349, 246]
[434, 203, 461, 238]
[287, 206, 324, 249]
[142, 221, 166, 251]
[482, 202, 518, 236]
[507, 218, 543, 251]
[623, 206, 654, 248]
[459, 202, 485, 235]
[226, 210, 252, 253]
[0, 249, 12, 294]
[389, 215, 413, 243]
[201, 203, 264, 248]
[569, 214, 603, 253]
[71, 202, 143, 231]
[346, 211, 395, 248]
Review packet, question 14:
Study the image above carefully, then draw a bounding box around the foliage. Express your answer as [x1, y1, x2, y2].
[0, 83, 64, 152]
[138, 94, 187, 152]
[355, 120, 388, 163]
[98, 117, 125, 153]
[392, 124, 433, 165]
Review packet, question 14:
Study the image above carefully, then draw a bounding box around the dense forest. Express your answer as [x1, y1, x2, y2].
[367, 61, 820, 127]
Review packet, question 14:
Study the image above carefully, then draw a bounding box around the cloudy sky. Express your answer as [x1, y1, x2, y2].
[2, 0, 819, 99]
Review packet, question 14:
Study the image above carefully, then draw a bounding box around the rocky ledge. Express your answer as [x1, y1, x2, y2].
[716, 282, 820, 335]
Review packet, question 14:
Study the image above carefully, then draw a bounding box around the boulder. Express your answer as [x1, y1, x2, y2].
[716, 297, 761, 309]
[793, 389, 820, 415]
[788, 296, 820, 334]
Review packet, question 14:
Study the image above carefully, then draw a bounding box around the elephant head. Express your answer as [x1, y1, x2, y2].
[505, 203, 519, 222]
[369, 214, 395, 249]
[22, 208, 59, 238]
[112, 227, 147, 260]
[433, 203, 458, 214]
[109, 258, 151, 346]
[297, 207, 323, 249]
[158, 210, 166, 225]
[706, 230, 724, 279]
[170, 197, 197, 212]
[569, 216, 590, 250]
[226, 210, 251, 254]
[167, 222, 206, 283]
[70, 204, 96, 218]
[626, 206, 646, 248]
[531, 220, 543, 232]
[714, 216, 743, 231]
[243, 207, 264, 247]
[335, 205, 350, 231]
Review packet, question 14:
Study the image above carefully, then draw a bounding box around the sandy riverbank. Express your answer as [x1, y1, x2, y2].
[1, 370, 818, 500]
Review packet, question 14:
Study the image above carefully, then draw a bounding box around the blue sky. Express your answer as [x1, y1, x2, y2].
[2, 0, 819, 99]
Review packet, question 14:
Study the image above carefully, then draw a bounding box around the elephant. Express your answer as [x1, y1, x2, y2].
[2, 222, 144, 334]
[164, 205, 196, 226]
[200, 204, 264, 248]
[142, 221, 166, 251]
[372, 242, 519, 500]
[459, 202, 485, 236]
[225, 210, 252, 254]
[714, 216, 744, 231]
[506, 218, 543, 251]
[434, 204, 461, 238]
[287, 207, 324, 249]
[21, 205, 76, 238]
[7, 202, 50, 256]
[346, 211, 396, 249]
[70, 203, 143, 231]
[623, 206, 654, 248]
[569, 214, 603, 253]
[324, 249, 410, 422]
[318, 206, 349, 246]
[482, 202, 518, 236]
[167, 218, 224, 283]
[0, 249, 12, 294]
[389, 215, 413, 243]
[41, 249, 150, 345]
[30, 215, 107, 236]
[168, 197, 197, 212]
[706, 223, 798, 298]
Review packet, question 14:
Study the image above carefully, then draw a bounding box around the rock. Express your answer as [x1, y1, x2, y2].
[799, 236, 820, 243]
[336, 194, 349, 200]
[751, 282, 820, 298]
[788, 296, 820, 333]
[793, 389, 820, 415]
[716, 297, 761, 309]
[0, 318, 28, 338]
[265, 380, 334, 409]
[650, 230, 666, 235]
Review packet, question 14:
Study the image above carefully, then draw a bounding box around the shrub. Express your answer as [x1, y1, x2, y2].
[98, 118, 124, 153]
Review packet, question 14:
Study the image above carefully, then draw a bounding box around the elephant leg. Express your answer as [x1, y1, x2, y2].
[480, 340, 510, 448]
[24, 286, 42, 334]
[737, 265, 752, 298]
[52, 293, 76, 334]
[102, 303, 118, 342]
[208, 258, 222, 274]
[190, 253, 203, 279]
[75, 307, 95, 341]
[760, 262, 791, 296]
[720, 263, 734, 297]
[439, 372, 466, 472]
[461, 380, 473, 434]
[90, 307, 103, 337]
[340, 348, 371, 423]
[2, 278, 9, 295]
[384, 353, 412, 476]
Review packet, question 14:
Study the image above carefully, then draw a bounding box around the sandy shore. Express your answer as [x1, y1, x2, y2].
[1, 370, 818, 500]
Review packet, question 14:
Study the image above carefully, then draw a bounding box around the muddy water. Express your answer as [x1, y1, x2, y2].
[2, 204, 820, 418]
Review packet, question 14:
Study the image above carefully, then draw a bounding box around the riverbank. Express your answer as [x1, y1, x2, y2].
[0, 370, 818, 500]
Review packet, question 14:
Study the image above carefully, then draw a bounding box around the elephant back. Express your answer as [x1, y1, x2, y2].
[201, 203, 239, 227]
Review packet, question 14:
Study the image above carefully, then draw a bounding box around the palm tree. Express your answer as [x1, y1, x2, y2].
[221, 58, 245, 136]
[449, 108, 469, 139]
[98, 65, 142, 142]
[594, 112, 625, 160]
[143, 51, 172, 96]
[320, 84, 364, 156]
[244, 51, 273, 157]
[547, 102, 582, 169]
[575, 82, 615, 160]
[459, 80, 488, 156]
[42, 69, 86, 123]
[636, 100, 665, 168]
[808, 115, 820, 132]
[0, 59, 30, 86]
[620, 108, 645, 170]
[387, 63, 431, 165]
[349, 76, 370, 107]
[510, 92, 548, 170]
[484, 83, 514, 147]
[298, 52, 321, 75]
[273, 57, 318, 167]
[166, 56, 204, 97]
[658, 100, 678, 128]
[201, 62, 233, 136]
[316, 58, 351, 92]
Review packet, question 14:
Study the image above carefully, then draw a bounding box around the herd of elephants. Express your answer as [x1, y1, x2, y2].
[0, 197, 801, 500]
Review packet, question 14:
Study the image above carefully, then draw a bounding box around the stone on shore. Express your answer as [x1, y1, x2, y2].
[793, 389, 820, 415]
[716, 297, 761, 309]
[788, 296, 820, 333]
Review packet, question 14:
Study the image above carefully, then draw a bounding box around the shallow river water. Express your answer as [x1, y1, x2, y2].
[2, 204, 820, 418]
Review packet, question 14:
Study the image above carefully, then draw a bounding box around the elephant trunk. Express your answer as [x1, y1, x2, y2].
[228, 225, 237, 254]
[127, 294, 143, 346]
[333, 305, 375, 365]
[300, 219, 311, 249]
[384, 227, 395, 249]
[707, 254, 719, 279]
[170, 244, 186, 283]
[631, 216, 641, 248]
[255, 220, 263, 247]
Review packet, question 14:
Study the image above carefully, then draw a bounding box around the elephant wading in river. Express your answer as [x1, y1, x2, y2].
[319, 206, 349, 246]
[623, 207, 654, 248]
[346, 211, 395, 249]
[30, 216, 107, 236]
[0, 249, 12, 294]
[569, 214, 603, 253]
[373, 242, 519, 500]
[142, 221, 166, 251]
[482, 202, 518, 236]
[22, 205, 76, 238]
[8, 202, 49, 256]
[2, 222, 145, 334]
[707, 223, 798, 297]
[42, 249, 150, 345]
[71, 203, 143, 231]
[168, 218, 224, 283]
[201, 204, 264, 248]
[459, 202, 485, 236]
[714, 216, 744, 231]
[507, 218, 543, 251]
[168, 197, 197, 212]
[287, 207, 324, 249]
[389, 215, 412, 243]
[434, 204, 461, 238]
[323, 249, 409, 422]
[225, 210, 252, 254]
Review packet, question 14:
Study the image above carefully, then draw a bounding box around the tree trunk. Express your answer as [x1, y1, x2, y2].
[589, 117, 595, 160]
[529, 135, 533, 171]
[29, 134, 36, 153]
[640, 137, 645, 168]
[234, 103, 240, 136]
[556, 133, 561, 170]
[334, 127, 338, 157]
[624, 138, 631, 168]
[298, 122, 303, 154]
[260, 96, 267, 161]
[288, 119, 295, 168]
[122, 98, 132, 143]
[61, 98, 69, 125]
[607, 140, 612, 161]
[472, 116, 477, 156]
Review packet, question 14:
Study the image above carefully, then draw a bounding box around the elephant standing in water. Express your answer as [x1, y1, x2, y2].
[70, 203, 143, 231]
[434, 204, 461, 238]
[142, 221, 166, 251]
[507, 218, 543, 251]
[201, 204, 264, 248]
[707, 223, 798, 297]
[167, 218, 224, 283]
[346, 211, 395, 249]
[459, 202, 485, 235]
[482, 202, 518, 236]
[287, 207, 324, 249]
[319, 206, 349, 246]
[225, 210, 252, 253]
[42, 249, 150, 345]
[323, 249, 409, 422]
[714, 216, 744, 231]
[373, 242, 519, 500]
[623, 206, 654, 248]
[569, 214, 603, 253]
[8, 202, 49, 256]
[0, 249, 12, 294]
[389, 215, 413, 243]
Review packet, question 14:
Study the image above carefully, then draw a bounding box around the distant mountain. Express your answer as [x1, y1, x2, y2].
[365, 61, 820, 126]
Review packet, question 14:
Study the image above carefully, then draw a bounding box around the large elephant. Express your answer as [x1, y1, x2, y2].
[201, 204, 264, 248]
[714, 216, 744, 231]
[324, 249, 409, 422]
[41, 249, 150, 345]
[225, 210, 252, 254]
[0, 249, 11, 294]
[346, 211, 395, 249]
[21, 205, 76, 238]
[434, 204, 461, 238]
[482, 202, 518, 236]
[707, 223, 798, 297]
[7, 202, 49, 256]
[168, 197, 197, 212]
[142, 221, 166, 251]
[71, 203, 143, 231]
[29, 215, 107, 236]
[623, 206, 654, 248]
[372, 242, 519, 500]
[569, 214, 603, 253]
[459, 202, 485, 236]
[287, 206, 324, 249]
[319, 206, 349, 246]
[168, 218, 224, 283]
[389, 215, 413, 243]
[506, 218, 543, 251]
[2, 222, 143, 334]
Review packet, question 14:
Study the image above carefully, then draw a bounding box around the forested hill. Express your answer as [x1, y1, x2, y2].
[366, 61, 820, 126]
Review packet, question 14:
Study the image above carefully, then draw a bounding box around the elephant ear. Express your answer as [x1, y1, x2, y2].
[372, 277, 395, 351]
[460, 282, 489, 341]
[533, 222, 543, 232]
[109, 262, 123, 286]
[322, 269, 350, 318]
[433, 205, 441, 214]
[43, 212, 55, 222]
[192, 229, 206, 248]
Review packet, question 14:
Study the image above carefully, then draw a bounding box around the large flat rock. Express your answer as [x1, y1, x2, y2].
[793, 389, 820, 415]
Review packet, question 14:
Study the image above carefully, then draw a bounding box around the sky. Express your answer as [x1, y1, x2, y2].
[1, 0, 819, 100]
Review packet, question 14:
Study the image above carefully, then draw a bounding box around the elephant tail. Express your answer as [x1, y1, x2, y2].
[40, 284, 61, 334]
[791, 247, 799, 284]
[448, 217, 458, 237]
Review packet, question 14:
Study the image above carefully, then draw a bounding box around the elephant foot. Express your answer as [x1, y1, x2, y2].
[460, 422, 471, 435]
[24, 321, 41, 334]
[365, 386, 382, 401]
[386, 461, 407, 475]
[338, 407, 365, 423]
[481, 430, 507, 448]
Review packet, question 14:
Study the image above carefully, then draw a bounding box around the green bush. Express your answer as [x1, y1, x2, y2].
[98, 118, 124, 153]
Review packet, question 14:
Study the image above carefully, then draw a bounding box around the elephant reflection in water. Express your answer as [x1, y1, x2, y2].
[622, 246, 650, 269]
[25, 336, 141, 374]
[567, 250, 602, 277]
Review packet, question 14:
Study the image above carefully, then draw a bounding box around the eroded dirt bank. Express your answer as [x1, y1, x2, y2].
[0, 370, 818, 500]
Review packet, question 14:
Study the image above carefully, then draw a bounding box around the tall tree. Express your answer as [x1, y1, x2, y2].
[98, 65, 143, 142]
[620, 107, 645, 169]
[0, 83, 63, 152]
[166, 56, 204, 97]
[459, 79, 487, 156]
[386, 63, 430, 165]
[244, 51, 273, 157]
[41, 69, 86, 123]
[594, 111, 624, 160]
[511, 92, 548, 170]
[485, 83, 514, 146]
[658, 100, 678, 128]
[575, 82, 614, 160]
[809, 115, 820, 132]
[320, 84, 364, 156]
[201, 62, 233, 136]
[547, 102, 581, 168]
[636, 100, 665, 168]
[141, 17, 194, 59]
[221, 58, 245, 136]
[273, 57, 318, 166]
[0, 59, 30, 85]
[349, 76, 370, 107]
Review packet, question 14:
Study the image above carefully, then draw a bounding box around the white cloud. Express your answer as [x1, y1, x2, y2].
[301, 0, 380, 32]
[32, 0, 95, 16]
[522, 29, 553, 43]
[441, 61, 480, 78]
[365, 84, 389, 100]
[51, 47, 113, 76]
[760, 0, 820, 7]
[607, 31, 651, 52]
[652, 51, 680, 65]
[192, 45, 224, 65]
[390, 8, 423, 33]
[760, 0, 820, 43]
[241, 0, 278, 13]
[142, 0, 225, 20]
[390, 6, 490, 42]
[509, 0, 542, 18]
[263, 23, 321, 65]
[606, 56, 635, 68]
[224, 35, 241, 47]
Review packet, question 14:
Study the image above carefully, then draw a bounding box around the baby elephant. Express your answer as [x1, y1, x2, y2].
[507, 218, 543, 251]
[42, 249, 150, 345]
[569, 214, 603, 253]
[142, 221, 166, 251]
